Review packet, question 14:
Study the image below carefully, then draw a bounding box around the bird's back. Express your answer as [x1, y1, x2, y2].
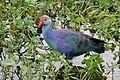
[45, 29, 105, 59]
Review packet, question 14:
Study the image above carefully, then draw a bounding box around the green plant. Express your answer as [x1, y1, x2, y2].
[0, 0, 119, 80]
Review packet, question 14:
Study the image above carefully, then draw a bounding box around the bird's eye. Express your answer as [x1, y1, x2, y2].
[44, 18, 47, 21]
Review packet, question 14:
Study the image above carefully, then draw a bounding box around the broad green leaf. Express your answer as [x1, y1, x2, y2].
[1, 59, 15, 67]
[25, 0, 37, 3]
[69, 21, 76, 27]
[12, 55, 19, 62]
[74, 17, 85, 23]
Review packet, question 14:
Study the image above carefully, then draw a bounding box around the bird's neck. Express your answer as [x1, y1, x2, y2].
[42, 23, 53, 34]
[42, 23, 53, 40]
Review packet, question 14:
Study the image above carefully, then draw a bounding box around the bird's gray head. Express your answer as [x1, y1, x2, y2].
[37, 15, 51, 32]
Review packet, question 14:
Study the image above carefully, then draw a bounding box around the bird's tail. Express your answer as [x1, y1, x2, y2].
[93, 43, 105, 53]
[90, 38, 106, 53]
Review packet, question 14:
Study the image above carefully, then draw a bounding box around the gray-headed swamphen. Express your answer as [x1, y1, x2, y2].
[37, 15, 105, 59]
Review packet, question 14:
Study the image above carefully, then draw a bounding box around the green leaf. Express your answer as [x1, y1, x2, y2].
[104, 44, 111, 51]
[74, 17, 85, 23]
[0, 72, 2, 79]
[101, 0, 111, 6]
[108, 16, 116, 24]
[69, 21, 76, 27]
[12, 55, 19, 62]
[1, 59, 15, 67]
[25, 0, 37, 3]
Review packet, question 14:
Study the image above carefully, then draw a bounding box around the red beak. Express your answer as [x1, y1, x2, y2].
[37, 19, 44, 33]
[37, 15, 48, 33]
[37, 20, 43, 30]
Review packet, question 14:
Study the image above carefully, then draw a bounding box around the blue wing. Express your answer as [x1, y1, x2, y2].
[48, 29, 105, 59]
[51, 29, 88, 58]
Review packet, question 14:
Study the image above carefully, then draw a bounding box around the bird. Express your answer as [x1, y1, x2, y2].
[37, 15, 105, 59]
